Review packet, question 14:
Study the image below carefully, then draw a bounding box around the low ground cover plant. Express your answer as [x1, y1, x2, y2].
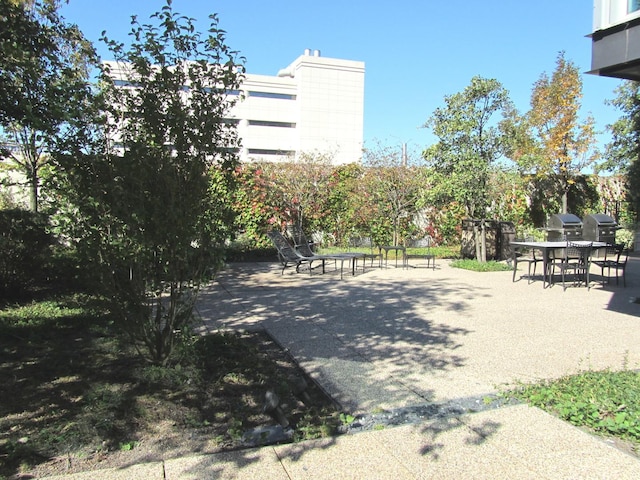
[0, 295, 342, 478]
[507, 368, 640, 453]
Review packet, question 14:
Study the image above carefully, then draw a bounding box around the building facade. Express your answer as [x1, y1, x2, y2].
[590, 0, 640, 80]
[231, 49, 365, 164]
[104, 49, 365, 165]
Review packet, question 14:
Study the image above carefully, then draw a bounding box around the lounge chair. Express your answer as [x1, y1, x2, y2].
[285, 224, 321, 256]
[286, 224, 365, 273]
[266, 230, 354, 278]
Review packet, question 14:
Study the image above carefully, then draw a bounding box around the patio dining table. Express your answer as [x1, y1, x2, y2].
[510, 240, 609, 288]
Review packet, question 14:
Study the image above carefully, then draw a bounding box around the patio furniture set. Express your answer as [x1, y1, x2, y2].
[267, 228, 436, 278]
[511, 239, 629, 290]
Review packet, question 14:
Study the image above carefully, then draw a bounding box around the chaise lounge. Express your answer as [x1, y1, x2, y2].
[266, 230, 356, 279]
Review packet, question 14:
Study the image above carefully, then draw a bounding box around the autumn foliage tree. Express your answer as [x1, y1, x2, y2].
[231, 164, 279, 249]
[362, 142, 426, 246]
[260, 152, 334, 235]
[509, 52, 598, 214]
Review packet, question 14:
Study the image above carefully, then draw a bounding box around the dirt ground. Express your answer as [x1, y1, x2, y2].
[1, 322, 340, 479]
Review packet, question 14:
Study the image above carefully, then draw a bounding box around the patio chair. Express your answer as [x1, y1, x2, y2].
[552, 241, 593, 291]
[593, 243, 628, 287]
[286, 224, 318, 256]
[512, 237, 543, 283]
[376, 242, 406, 268]
[403, 236, 436, 270]
[266, 230, 353, 278]
[286, 224, 365, 273]
[348, 236, 383, 270]
[267, 230, 316, 275]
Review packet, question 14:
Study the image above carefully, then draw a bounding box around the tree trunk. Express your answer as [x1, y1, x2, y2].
[561, 190, 568, 214]
[480, 220, 487, 262]
[29, 169, 38, 213]
[474, 222, 483, 262]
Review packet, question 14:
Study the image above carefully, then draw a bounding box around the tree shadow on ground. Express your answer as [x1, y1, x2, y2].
[193, 262, 497, 470]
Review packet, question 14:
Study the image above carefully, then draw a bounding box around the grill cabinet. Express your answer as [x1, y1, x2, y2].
[582, 214, 618, 244]
[546, 214, 583, 241]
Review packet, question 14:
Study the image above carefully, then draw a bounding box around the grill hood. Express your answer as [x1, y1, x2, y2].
[548, 214, 583, 229]
[583, 213, 617, 226]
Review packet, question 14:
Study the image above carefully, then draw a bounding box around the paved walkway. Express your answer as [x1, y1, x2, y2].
[47, 256, 640, 479]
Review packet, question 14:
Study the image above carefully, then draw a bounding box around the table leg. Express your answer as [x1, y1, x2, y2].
[543, 249, 551, 288]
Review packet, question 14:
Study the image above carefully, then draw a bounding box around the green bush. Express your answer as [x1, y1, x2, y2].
[615, 227, 635, 250]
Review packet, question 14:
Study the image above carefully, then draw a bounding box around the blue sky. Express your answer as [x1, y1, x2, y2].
[60, 0, 624, 158]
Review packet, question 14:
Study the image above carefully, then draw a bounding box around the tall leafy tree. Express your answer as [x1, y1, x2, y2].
[523, 52, 598, 214]
[0, 0, 96, 212]
[423, 76, 511, 261]
[602, 81, 640, 220]
[423, 76, 511, 219]
[52, 0, 245, 365]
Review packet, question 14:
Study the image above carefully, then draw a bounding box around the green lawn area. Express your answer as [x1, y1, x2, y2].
[450, 258, 512, 272]
[321, 244, 461, 260]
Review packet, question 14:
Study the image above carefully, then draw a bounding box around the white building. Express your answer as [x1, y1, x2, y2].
[232, 49, 365, 164]
[589, 0, 640, 80]
[104, 49, 365, 165]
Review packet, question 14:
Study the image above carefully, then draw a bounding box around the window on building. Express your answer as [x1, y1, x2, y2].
[247, 120, 296, 128]
[199, 87, 241, 95]
[247, 148, 295, 156]
[630, 0, 640, 13]
[247, 91, 296, 100]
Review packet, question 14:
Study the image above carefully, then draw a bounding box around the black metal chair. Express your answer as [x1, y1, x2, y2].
[552, 242, 593, 290]
[348, 236, 383, 270]
[267, 230, 320, 275]
[286, 224, 365, 273]
[593, 243, 628, 287]
[404, 236, 436, 270]
[267, 230, 357, 279]
[512, 237, 543, 283]
[286, 224, 318, 256]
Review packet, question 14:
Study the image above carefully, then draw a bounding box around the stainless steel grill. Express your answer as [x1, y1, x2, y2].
[582, 214, 618, 244]
[546, 214, 583, 241]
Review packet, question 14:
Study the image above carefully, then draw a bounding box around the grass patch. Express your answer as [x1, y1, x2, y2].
[506, 369, 640, 449]
[321, 244, 461, 260]
[0, 295, 342, 478]
[450, 259, 512, 272]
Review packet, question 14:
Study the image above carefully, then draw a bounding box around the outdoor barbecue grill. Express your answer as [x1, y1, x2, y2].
[545, 214, 583, 241]
[582, 213, 618, 244]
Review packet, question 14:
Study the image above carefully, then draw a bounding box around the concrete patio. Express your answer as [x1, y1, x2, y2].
[47, 255, 640, 479]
